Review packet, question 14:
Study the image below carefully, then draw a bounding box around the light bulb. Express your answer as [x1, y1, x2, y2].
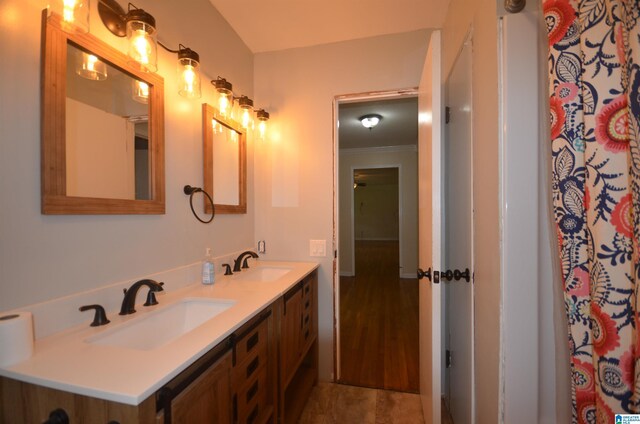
[219, 93, 230, 117]
[256, 109, 270, 140]
[238, 96, 254, 130]
[258, 120, 267, 140]
[63, 0, 76, 23]
[242, 109, 252, 129]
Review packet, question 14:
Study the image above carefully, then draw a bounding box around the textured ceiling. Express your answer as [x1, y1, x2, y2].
[339, 97, 418, 150]
[207, 0, 449, 53]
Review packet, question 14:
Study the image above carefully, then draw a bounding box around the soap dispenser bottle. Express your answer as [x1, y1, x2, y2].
[202, 248, 215, 285]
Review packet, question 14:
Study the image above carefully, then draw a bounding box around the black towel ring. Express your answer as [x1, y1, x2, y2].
[183, 185, 214, 223]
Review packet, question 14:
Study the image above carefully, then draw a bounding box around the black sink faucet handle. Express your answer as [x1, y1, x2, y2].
[222, 263, 233, 275]
[79, 304, 110, 327]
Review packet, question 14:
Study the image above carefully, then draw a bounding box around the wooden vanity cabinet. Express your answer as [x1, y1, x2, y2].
[279, 271, 318, 424]
[155, 337, 233, 424]
[0, 270, 318, 424]
[231, 305, 277, 424]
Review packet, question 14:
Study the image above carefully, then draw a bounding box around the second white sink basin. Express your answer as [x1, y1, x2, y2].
[86, 298, 236, 351]
[234, 267, 292, 283]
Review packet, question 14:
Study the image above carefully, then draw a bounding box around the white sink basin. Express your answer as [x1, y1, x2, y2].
[86, 298, 235, 351]
[234, 267, 292, 283]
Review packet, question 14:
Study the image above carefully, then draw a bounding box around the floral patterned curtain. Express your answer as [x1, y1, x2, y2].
[544, 0, 640, 421]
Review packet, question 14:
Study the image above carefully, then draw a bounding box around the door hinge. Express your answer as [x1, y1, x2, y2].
[446, 350, 452, 368]
[445, 106, 451, 124]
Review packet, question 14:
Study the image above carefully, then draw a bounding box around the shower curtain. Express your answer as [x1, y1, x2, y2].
[544, 0, 640, 421]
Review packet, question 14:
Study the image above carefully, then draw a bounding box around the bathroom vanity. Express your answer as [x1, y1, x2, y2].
[0, 262, 318, 424]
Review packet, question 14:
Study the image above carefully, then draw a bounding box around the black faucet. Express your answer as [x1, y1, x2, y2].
[233, 251, 259, 272]
[119, 279, 164, 315]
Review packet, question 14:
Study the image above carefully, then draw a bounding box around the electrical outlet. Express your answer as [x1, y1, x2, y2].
[309, 240, 326, 257]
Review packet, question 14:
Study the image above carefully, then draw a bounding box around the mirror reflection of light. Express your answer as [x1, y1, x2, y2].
[462, 105, 471, 112]
[418, 112, 432, 124]
[132, 80, 149, 104]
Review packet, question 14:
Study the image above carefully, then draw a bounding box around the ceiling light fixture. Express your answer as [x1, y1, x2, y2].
[360, 114, 382, 129]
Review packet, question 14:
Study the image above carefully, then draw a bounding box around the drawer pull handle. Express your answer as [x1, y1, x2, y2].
[305, 329, 310, 340]
[247, 332, 259, 351]
[246, 356, 260, 378]
[305, 300, 310, 309]
[305, 285, 310, 294]
[247, 404, 259, 424]
[246, 380, 259, 403]
[305, 315, 310, 325]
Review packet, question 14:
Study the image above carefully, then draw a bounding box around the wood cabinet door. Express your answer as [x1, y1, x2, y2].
[281, 285, 303, 384]
[170, 351, 232, 423]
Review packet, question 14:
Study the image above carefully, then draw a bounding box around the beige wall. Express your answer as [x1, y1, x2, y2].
[441, 0, 501, 422]
[0, 0, 254, 311]
[254, 30, 430, 380]
[339, 148, 418, 278]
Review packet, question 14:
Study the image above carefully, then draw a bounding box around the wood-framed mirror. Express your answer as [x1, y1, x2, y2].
[41, 10, 165, 214]
[202, 104, 247, 214]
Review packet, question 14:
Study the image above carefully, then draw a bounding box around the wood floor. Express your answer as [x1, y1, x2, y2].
[339, 240, 419, 393]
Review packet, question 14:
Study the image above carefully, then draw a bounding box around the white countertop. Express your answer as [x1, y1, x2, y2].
[0, 260, 318, 405]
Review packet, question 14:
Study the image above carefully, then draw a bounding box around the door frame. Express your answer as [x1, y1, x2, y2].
[332, 88, 418, 381]
[348, 163, 404, 278]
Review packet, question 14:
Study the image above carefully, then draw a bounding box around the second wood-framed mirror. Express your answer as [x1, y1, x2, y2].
[202, 104, 247, 214]
[41, 10, 165, 214]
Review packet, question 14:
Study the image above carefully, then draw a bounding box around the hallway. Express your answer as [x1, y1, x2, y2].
[339, 240, 419, 392]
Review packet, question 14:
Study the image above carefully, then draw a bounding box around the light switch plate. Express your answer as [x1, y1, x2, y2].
[309, 239, 326, 257]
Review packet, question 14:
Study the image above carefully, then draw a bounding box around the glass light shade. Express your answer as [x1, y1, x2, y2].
[55, 0, 90, 34]
[256, 109, 269, 140]
[238, 96, 254, 130]
[213, 77, 233, 117]
[258, 120, 267, 140]
[126, 12, 157, 72]
[218, 92, 232, 117]
[132, 80, 149, 104]
[177, 57, 201, 99]
[76, 51, 107, 81]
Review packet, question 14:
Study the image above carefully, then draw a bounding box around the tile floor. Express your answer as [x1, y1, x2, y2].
[298, 382, 425, 424]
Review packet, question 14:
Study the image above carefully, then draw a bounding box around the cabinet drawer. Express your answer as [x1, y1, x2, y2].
[235, 316, 268, 367]
[237, 366, 268, 424]
[234, 340, 267, 383]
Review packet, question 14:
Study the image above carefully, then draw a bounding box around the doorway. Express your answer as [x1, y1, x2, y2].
[334, 93, 420, 393]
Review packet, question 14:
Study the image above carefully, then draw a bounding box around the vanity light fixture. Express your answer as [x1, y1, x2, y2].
[256, 109, 270, 140]
[97, 0, 157, 72]
[237, 96, 254, 129]
[212, 77, 233, 117]
[52, 0, 90, 34]
[76, 51, 107, 80]
[360, 114, 382, 129]
[156, 42, 202, 99]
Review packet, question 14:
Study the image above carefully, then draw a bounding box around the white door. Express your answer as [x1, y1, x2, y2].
[444, 37, 474, 424]
[418, 30, 442, 424]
